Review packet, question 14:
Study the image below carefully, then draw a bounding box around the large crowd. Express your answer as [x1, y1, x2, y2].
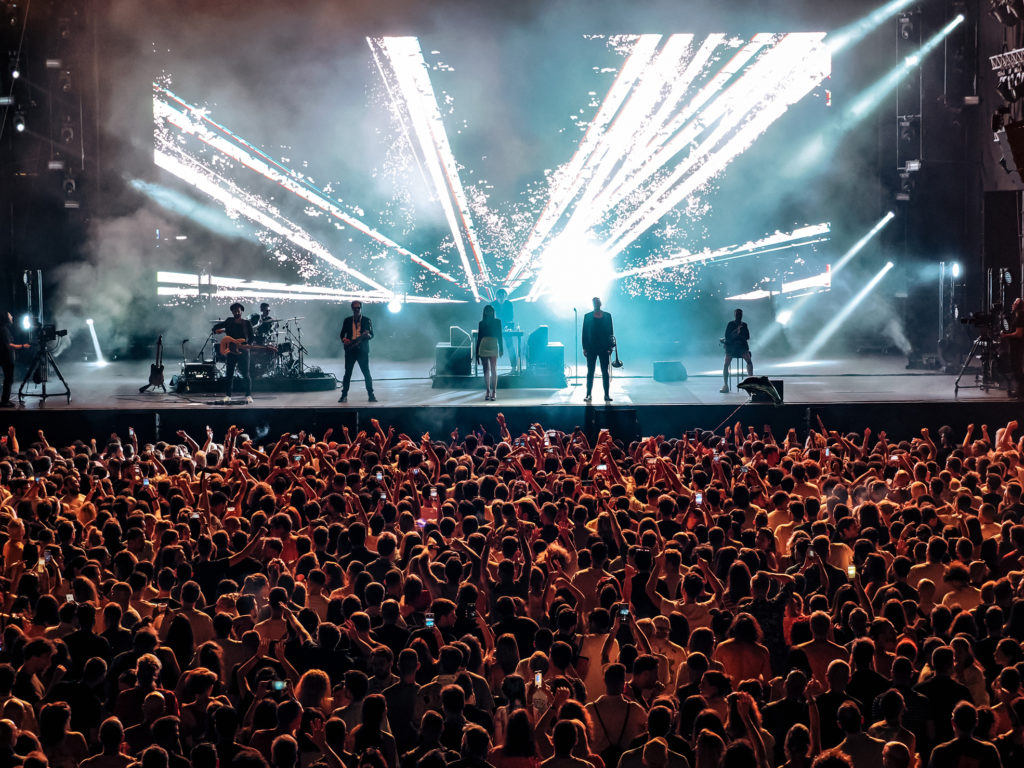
[1, 414, 1023, 768]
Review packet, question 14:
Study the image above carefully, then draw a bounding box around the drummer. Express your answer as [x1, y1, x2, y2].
[251, 302, 276, 344]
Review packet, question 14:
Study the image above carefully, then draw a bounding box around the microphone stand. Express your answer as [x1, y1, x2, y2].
[573, 307, 579, 387]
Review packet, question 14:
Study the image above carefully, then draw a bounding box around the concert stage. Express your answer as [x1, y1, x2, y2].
[1, 351, 1020, 448]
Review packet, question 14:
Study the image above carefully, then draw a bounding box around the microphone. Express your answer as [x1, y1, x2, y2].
[181, 339, 189, 345]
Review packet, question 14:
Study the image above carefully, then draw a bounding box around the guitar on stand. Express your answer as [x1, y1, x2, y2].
[218, 336, 277, 357]
[139, 336, 166, 393]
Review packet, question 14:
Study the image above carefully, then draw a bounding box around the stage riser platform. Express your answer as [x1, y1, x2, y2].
[2, 401, 1022, 448]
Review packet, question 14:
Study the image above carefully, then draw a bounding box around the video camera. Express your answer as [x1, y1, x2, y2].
[960, 311, 1006, 334]
[29, 323, 68, 343]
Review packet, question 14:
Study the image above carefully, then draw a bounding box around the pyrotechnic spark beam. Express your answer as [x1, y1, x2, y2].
[601, 34, 830, 260]
[582, 34, 772, 229]
[503, 34, 664, 287]
[566, 34, 695, 231]
[367, 38, 432, 195]
[576, 34, 723, 231]
[724, 269, 832, 301]
[154, 148, 387, 292]
[519, 33, 786, 300]
[154, 86, 457, 284]
[614, 223, 831, 278]
[377, 37, 490, 297]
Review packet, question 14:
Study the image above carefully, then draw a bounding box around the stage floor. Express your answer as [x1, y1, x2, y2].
[5, 352, 1011, 409]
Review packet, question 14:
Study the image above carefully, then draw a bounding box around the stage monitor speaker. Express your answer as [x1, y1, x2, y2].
[653, 361, 687, 382]
[527, 325, 549, 355]
[749, 379, 784, 403]
[435, 343, 471, 376]
[528, 343, 564, 371]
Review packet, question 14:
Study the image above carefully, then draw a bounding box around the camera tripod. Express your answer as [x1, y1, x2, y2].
[954, 332, 1006, 395]
[18, 341, 71, 404]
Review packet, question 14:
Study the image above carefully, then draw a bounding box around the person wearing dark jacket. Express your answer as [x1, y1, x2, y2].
[339, 300, 376, 403]
[582, 297, 614, 403]
[476, 305, 504, 402]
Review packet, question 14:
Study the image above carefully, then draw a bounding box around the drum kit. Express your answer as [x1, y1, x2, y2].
[195, 315, 310, 379]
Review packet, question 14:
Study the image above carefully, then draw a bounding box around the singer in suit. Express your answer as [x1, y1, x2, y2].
[582, 296, 614, 403]
[339, 300, 376, 403]
[721, 307, 753, 393]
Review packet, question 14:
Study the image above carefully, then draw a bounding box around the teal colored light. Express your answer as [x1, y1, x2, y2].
[826, 0, 919, 55]
[802, 261, 895, 360]
[847, 15, 965, 120]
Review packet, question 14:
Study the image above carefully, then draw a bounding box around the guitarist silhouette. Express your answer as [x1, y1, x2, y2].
[212, 303, 254, 403]
[139, 335, 166, 393]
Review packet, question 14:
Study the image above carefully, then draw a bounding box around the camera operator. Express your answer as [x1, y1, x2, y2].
[1, 311, 30, 407]
[1001, 298, 1024, 397]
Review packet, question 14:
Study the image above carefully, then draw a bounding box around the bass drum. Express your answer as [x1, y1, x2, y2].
[251, 348, 277, 377]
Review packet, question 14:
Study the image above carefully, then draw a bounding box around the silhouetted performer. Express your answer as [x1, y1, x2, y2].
[721, 307, 753, 393]
[0, 311, 29, 407]
[339, 300, 376, 403]
[212, 303, 254, 402]
[582, 296, 614, 403]
[1001, 298, 1024, 398]
[250, 302, 275, 345]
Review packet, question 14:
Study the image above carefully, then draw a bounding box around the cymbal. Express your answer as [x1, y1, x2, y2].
[280, 317, 304, 322]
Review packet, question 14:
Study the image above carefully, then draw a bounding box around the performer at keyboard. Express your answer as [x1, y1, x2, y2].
[212, 303, 254, 403]
[582, 296, 614, 403]
[339, 300, 377, 403]
[721, 307, 753, 394]
[250, 302, 276, 345]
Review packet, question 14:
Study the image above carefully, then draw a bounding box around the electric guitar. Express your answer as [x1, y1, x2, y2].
[219, 336, 277, 356]
[149, 336, 164, 387]
[139, 335, 167, 393]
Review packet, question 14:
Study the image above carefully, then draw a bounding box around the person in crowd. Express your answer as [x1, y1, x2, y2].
[1, 417, 1024, 768]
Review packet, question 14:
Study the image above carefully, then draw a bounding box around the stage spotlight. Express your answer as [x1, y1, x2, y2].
[13, 110, 24, 132]
[86, 318, 106, 365]
[387, 296, 402, 314]
[9, 56, 18, 79]
[776, 309, 794, 326]
[20, 314, 31, 330]
[803, 261, 895, 360]
[899, 14, 917, 40]
[952, 262, 962, 278]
